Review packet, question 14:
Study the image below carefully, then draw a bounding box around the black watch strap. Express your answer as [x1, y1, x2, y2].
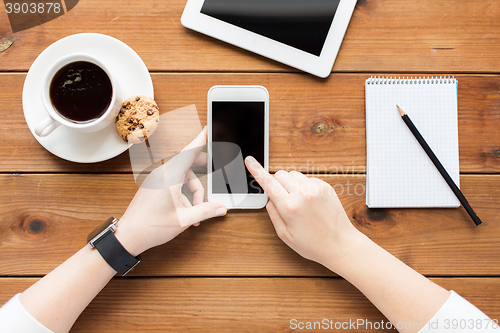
[93, 230, 141, 276]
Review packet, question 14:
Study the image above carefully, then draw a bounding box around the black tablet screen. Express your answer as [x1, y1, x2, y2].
[201, 0, 341, 57]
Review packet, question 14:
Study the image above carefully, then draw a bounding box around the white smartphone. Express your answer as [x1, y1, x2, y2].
[208, 85, 269, 209]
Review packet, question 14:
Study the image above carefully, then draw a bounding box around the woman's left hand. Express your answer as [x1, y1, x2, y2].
[115, 127, 227, 256]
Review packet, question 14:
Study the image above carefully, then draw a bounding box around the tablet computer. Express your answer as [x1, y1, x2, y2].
[181, 0, 357, 78]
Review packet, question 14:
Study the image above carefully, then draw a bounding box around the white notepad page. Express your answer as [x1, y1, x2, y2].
[365, 77, 460, 208]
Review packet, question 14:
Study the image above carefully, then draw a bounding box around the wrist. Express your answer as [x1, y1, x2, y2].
[113, 221, 145, 257]
[320, 225, 367, 275]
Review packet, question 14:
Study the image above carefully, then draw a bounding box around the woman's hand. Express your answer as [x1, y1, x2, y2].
[116, 128, 227, 256]
[245, 156, 453, 333]
[14, 128, 226, 333]
[245, 156, 360, 268]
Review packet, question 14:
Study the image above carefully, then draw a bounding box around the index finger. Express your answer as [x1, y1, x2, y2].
[245, 156, 288, 203]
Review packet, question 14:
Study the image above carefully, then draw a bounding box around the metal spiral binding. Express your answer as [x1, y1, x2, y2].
[366, 76, 456, 85]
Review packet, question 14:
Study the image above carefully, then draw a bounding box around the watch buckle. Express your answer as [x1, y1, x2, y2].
[122, 256, 141, 276]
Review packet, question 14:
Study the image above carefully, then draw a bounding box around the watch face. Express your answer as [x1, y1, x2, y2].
[87, 217, 115, 244]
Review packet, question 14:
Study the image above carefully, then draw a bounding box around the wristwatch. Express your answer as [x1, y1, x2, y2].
[87, 217, 141, 276]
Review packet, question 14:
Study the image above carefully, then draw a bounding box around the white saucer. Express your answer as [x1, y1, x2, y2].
[23, 33, 154, 163]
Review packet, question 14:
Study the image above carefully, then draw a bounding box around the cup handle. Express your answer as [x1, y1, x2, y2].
[35, 116, 60, 137]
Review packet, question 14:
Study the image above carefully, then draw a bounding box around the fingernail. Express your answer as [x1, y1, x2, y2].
[246, 156, 256, 164]
[216, 207, 227, 216]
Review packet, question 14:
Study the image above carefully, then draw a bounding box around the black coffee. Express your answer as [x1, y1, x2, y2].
[50, 61, 113, 123]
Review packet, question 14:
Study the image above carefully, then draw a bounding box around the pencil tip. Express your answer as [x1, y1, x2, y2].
[397, 105, 406, 117]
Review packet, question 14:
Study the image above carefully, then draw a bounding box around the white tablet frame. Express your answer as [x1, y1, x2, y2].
[207, 85, 269, 209]
[181, 0, 357, 78]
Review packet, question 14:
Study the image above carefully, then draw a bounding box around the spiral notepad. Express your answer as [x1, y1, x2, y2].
[365, 76, 460, 208]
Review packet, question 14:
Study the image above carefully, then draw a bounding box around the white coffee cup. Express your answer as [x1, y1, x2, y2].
[35, 54, 122, 137]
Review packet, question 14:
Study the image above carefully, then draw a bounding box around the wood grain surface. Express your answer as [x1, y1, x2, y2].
[1, 0, 500, 329]
[1, 0, 500, 73]
[0, 277, 498, 332]
[0, 73, 499, 173]
[1, 174, 498, 277]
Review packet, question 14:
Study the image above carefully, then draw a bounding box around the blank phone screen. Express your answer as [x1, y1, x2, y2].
[211, 101, 265, 194]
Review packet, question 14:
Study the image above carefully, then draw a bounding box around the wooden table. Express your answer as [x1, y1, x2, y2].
[1, 0, 499, 331]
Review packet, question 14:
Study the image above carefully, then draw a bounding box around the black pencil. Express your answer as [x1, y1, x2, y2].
[396, 105, 482, 226]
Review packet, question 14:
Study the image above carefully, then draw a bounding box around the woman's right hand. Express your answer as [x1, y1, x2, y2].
[246, 156, 456, 333]
[245, 156, 361, 269]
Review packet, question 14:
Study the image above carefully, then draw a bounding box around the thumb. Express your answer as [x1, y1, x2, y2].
[178, 202, 227, 227]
